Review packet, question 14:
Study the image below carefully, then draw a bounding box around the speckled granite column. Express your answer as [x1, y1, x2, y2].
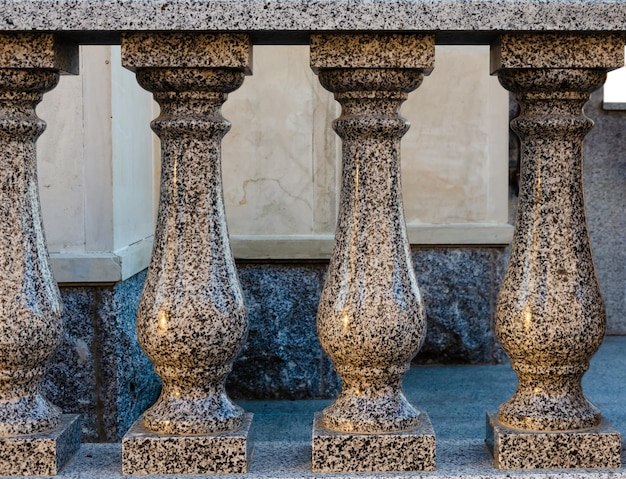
[120, 33, 252, 475]
[0, 33, 81, 476]
[487, 33, 623, 470]
[310, 33, 435, 473]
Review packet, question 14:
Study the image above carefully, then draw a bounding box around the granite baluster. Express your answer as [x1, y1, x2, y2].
[120, 33, 253, 475]
[310, 33, 436, 473]
[486, 32, 623, 470]
[0, 33, 81, 476]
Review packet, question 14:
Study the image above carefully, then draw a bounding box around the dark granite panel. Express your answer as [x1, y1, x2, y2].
[412, 247, 505, 365]
[43, 247, 505, 434]
[43, 272, 160, 442]
[97, 270, 160, 442]
[228, 263, 337, 399]
[42, 288, 98, 441]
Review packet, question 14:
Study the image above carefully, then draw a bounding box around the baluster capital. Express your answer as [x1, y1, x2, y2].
[121, 32, 252, 73]
[490, 32, 623, 73]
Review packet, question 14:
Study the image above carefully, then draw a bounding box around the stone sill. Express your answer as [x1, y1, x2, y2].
[48, 225, 512, 283]
[53, 441, 626, 478]
[232, 224, 513, 260]
[0, 1, 625, 44]
[50, 237, 154, 284]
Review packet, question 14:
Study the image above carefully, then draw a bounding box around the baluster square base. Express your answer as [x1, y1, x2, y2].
[486, 411, 621, 469]
[0, 414, 81, 476]
[121, 413, 253, 475]
[311, 411, 436, 472]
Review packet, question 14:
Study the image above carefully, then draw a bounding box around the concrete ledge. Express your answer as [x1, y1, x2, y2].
[48, 226, 510, 280]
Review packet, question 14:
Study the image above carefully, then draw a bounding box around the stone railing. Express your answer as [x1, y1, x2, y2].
[0, 0, 624, 475]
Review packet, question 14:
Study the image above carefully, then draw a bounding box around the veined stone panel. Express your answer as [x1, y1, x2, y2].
[38, 45, 158, 255]
[223, 45, 339, 236]
[403, 45, 508, 225]
[37, 54, 85, 253]
[222, 45, 509, 238]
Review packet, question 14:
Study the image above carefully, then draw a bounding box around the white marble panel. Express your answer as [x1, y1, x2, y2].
[222, 45, 337, 236]
[37, 54, 86, 253]
[401, 45, 509, 226]
[82, 45, 115, 252]
[37, 43, 510, 283]
[222, 45, 508, 239]
[110, 45, 156, 251]
[38, 46, 156, 282]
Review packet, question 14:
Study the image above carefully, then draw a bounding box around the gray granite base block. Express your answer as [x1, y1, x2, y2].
[0, 414, 81, 476]
[121, 413, 253, 475]
[311, 411, 436, 472]
[486, 411, 621, 470]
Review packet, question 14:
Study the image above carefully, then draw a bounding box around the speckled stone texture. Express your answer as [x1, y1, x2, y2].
[41, 249, 501, 440]
[310, 33, 435, 471]
[0, 32, 81, 475]
[122, 413, 253, 475]
[0, 414, 81, 476]
[42, 273, 161, 443]
[489, 32, 622, 468]
[487, 412, 621, 470]
[121, 32, 253, 473]
[0, 33, 77, 73]
[3, 1, 626, 39]
[312, 412, 435, 472]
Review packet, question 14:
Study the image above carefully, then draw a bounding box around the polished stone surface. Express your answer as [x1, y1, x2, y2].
[310, 33, 434, 71]
[313, 33, 433, 435]
[228, 264, 338, 399]
[40, 247, 504, 441]
[413, 248, 505, 364]
[1, 1, 626, 39]
[7, 336, 626, 477]
[18, 437, 626, 479]
[492, 33, 623, 436]
[122, 33, 252, 437]
[0, 32, 77, 72]
[490, 33, 624, 72]
[122, 413, 253, 475]
[486, 412, 621, 470]
[312, 412, 436, 472]
[0, 34, 79, 443]
[121, 32, 251, 73]
[0, 415, 81, 476]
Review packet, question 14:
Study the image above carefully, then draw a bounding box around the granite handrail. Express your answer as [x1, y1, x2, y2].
[1, 0, 626, 44]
